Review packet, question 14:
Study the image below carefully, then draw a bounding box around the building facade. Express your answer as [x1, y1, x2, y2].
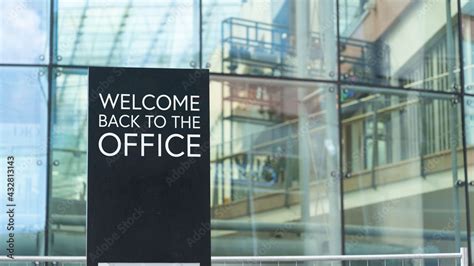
[1, 0, 474, 262]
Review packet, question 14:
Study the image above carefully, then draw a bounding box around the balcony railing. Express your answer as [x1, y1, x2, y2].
[221, 17, 390, 82]
[0, 248, 468, 266]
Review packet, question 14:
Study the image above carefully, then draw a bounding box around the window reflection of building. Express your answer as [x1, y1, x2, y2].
[3, 0, 474, 260]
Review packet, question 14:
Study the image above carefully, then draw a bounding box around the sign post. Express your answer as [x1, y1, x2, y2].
[87, 67, 210, 266]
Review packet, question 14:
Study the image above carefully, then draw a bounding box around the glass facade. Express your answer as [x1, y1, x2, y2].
[341, 87, 468, 254]
[56, 0, 199, 67]
[0, 67, 48, 255]
[0, 1, 50, 64]
[1, 0, 474, 262]
[210, 77, 341, 255]
[202, 0, 337, 79]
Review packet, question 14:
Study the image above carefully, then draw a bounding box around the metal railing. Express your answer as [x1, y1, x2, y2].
[0, 248, 468, 266]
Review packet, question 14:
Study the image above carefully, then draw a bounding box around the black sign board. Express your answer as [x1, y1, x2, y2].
[87, 67, 210, 266]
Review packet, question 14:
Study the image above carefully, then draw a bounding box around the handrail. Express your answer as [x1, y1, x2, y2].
[0, 256, 85, 262]
[212, 252, 463, 262]
[1, 248, 468, 266]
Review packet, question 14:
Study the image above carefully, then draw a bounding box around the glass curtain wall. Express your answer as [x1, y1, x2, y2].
[1, 0, 474, 261]
[342, 87, 468, 254]
[0, 67, 48, 256]
[210, 77, 341, 255]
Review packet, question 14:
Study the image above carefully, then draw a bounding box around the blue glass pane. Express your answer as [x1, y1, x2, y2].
[57, 0, 199, 68]
[462, 1, 474, 95]
[0, 67, 48, 255]
[0, 0, 50, 64]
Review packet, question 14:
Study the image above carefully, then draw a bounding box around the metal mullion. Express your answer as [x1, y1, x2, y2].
[0, 63, 49, 68]
[9, 64, 461, 101]
[340, 79, 463, 98]
[44, 0, 57, 259]
[211, 72, 462, 100]
[336, 0, 345, 256]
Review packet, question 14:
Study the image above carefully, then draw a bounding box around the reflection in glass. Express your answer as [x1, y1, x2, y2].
[202, 0, 337, 80]
[0, 67, 48, 255]
[57, 0, 199, 68]
[339, 0, 460, 92]
[462, 1, 474, 95]
[48, 68, 88, 255]
[1, 0, 473, 259]
[466, 97, 474, 148]
[210, 76, 341, 255]
[0, 0, 49, 64]
[341, 86, 467, 254]
[465, 96, 474, 262]
[339, 0, 368, 34]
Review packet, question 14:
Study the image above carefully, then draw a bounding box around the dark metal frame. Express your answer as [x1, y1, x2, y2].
[44, 0, 56, 257]
[336, 0, 346, 255]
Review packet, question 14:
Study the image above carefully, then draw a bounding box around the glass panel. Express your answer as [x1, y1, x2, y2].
[339, 0, 368, 34]
[0, 67, 48, 255]
[462, 0, 474, 95]
[341, 86, 468, 254]
[210, 76, 341, 255]
[339, 0, 460, 92]
[202, 0, 337, 80]
[57, 0, 199, 68]
[465, 96, 474, 262]
[48, 67, 87, 255]
[0, 0, 50, 64]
